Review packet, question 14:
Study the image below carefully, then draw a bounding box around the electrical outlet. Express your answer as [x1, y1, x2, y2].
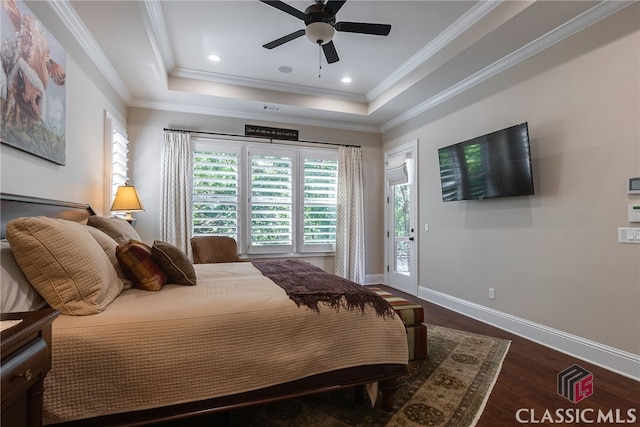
[489, 288, 495, 300]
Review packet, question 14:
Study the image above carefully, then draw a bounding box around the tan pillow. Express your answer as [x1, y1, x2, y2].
[87, 216, 141, 245]
[151, 240, 197, 286]
[85, 226, 133, 290]
[6, 217, 124, 316]
[1, 240, 48, 313]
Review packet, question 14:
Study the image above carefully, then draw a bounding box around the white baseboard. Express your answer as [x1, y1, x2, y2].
[418, 286, 640, 381]
[365, 274, 384, 285]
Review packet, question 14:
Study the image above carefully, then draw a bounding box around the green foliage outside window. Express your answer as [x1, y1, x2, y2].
[193, 149, 337, 250]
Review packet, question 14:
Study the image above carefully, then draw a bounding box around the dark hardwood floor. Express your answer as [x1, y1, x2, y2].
[375, 285, 640, 427]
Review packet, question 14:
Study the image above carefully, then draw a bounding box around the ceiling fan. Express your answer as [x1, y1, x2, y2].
[260, 0, 391, 64]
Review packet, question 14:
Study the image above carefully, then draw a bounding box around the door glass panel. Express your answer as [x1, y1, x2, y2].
[393, 183, 410, 274]
[395, 241, 410, 273]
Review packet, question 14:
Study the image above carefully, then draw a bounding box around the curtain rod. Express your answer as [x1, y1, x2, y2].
[163, 128, 360, 148]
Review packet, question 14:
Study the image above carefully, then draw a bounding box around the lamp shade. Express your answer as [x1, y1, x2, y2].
[110, 185, 145, 218]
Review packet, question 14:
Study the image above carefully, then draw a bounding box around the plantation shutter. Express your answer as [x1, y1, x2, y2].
[249, 147, 294, 253]
[192, 146, 240, 240]
[302, 150, 337, 252]
[190, 139, 338, 256]
[111, 130, 129, 203]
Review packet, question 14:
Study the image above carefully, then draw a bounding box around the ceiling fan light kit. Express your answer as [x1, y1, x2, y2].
[306, 22, 335, 45]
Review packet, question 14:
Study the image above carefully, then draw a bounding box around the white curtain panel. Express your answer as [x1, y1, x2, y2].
[335, 146, 365, 283]
[160, 130, 192, 253]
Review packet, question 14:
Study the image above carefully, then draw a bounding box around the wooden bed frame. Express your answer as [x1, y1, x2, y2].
[0, 193, 407, 426]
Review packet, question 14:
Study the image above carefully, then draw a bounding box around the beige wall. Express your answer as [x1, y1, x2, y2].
[126, 108, 384, 275]
[383, 7, 639, 354]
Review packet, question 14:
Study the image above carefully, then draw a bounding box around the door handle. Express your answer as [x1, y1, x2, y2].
[409, 237, 414, 241]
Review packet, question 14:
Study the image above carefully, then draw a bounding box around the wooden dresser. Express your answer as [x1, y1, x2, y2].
[1, 309, 59, 427]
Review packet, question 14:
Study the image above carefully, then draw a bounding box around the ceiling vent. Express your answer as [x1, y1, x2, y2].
[263, 105, 281, 112]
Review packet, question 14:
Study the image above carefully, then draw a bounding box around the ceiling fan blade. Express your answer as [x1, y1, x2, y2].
[335, 21, 391, 36]
[263, 29, 306, 49]
[259, 0, 306, 20]
[322, 41, 339, 64]
[324, 0, 346, 16]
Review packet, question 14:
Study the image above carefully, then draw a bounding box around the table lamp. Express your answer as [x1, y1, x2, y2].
[110, 184, 145, 223]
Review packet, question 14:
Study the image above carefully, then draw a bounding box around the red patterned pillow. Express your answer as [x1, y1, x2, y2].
[116, 240, 167, 291]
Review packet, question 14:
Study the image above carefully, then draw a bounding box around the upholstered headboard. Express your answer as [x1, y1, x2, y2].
[0, 193, 95, 239]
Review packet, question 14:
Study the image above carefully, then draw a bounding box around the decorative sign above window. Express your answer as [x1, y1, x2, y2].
[245, 125, 299, 141]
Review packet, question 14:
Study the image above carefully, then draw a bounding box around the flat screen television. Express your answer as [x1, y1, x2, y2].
[438, 122, 534, 201]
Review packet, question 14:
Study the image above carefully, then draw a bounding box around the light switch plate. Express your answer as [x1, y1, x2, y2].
[618, 227, 640, 244]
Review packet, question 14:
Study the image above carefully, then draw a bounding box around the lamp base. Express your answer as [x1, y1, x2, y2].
[122, 212, 137, 228]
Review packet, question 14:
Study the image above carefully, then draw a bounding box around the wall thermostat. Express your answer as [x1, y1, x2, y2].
[629, 177, 640, 194]
[629, 205, 640, 222]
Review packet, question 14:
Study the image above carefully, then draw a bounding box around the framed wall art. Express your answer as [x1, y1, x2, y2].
[1, 0, 66, 165]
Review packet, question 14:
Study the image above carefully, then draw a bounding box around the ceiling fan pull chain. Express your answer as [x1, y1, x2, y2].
[318, 42, 322, 78]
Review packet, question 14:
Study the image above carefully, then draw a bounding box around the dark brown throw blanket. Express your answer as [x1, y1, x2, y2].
[251, 259, 395, 318]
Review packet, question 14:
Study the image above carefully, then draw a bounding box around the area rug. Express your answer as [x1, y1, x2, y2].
[231, 325, 511, 427]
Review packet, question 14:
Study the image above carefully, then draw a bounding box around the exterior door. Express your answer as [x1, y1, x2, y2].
[384, 142, 417, 295]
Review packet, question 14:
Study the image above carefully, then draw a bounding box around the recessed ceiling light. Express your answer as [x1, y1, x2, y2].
[279, 66, 293, 73]
[208, 54, 221, 62]
[341, 76, 352, 84]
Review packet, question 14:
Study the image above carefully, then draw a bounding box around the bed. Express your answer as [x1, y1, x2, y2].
[0, 193, 409, 426]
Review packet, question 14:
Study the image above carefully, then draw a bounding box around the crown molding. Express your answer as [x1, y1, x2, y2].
[53, 0, 373, 132]
[165, 1, 501, 107]
[367, 0, 501, 103]
[380, 0, 634, 133]
[48, 0, 132, 103]
[140, 0, 174, 73]
[128, 99, 381, 134]
[171, 67, 367, 104]
[142, 0, 365, 104]
[53, 0, 631, 135]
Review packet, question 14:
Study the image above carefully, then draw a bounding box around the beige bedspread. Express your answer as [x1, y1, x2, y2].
[44, 262, 408, 424]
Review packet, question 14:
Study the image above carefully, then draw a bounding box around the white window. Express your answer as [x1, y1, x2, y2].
[192, 139, 338, 255]
[301, 150, 337, 253]
[111, 132, 129, 198]
[249, 147, 294, 253]
[104, 112, 129, 211]
[192, 146, 241, 239]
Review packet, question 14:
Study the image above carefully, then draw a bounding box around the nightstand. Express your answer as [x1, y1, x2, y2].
[1, 309, 59, 427]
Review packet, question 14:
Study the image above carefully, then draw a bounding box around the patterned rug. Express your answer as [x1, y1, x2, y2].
[230, 325, 511, 427]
